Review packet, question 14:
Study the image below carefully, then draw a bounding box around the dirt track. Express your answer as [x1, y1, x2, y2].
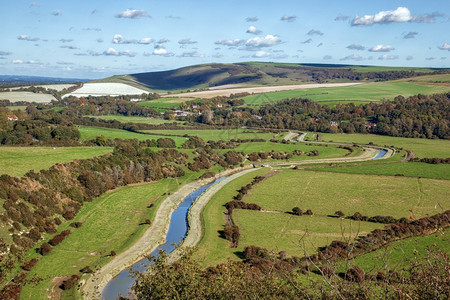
[81, 143, 392, 299]
[161, 82, 363, 99]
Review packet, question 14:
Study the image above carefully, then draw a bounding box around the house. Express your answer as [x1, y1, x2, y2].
[330, 121, 338, 127]
[7, 115, 18, 121]
[192, 105, 198, 109]
[365, 122, 377, 129]
[130, 98, 141, 102]
[253, 115, 263, 120]
[174, 110, 191, 117]
[216, 104, 223, 108]
[312, 117, 320, 123]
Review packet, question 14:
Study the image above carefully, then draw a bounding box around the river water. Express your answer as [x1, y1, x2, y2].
[373, 149, 388, 159]
[102, 176, 227, 299]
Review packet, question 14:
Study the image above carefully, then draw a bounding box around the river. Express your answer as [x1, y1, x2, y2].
[102, 176, 227, 299]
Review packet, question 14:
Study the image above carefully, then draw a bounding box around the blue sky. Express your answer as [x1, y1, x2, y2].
[1, 0, 449, 79]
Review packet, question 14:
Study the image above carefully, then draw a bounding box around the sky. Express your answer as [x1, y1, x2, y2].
[1, 0, 449, 79]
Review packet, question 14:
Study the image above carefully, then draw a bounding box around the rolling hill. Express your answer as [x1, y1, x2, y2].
[95, 62, 445, 92]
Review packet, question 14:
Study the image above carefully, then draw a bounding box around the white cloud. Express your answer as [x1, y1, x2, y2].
[340, 54, 364, 61]
[281, 15, 296, 22]
[178, 38, 197, 45]
[245, 34, 281, 49]
[151, 47, 174, 57]
[352, 7, 444, 26]
[347, 44, 365, 51]
[369, 45, 395, 52]
[112, 34, 136, 44]
[215, 39, 245, 47]
[335, 14, 350, 21]
[301, 38, 312, 44]
[139, 38, 154, 44]
[308, 29, 324, 36]
[252, 50, 271, 58]
[158, 38, 169, 44]
[0, 51, 11, 56]
[60, 45, 78, 50]
[103, 48, 136, 57]
[97, 38, 104, 43]
[60, 39, 73, 43]
[17, 35, 39, 41]
[52, 10, 61, 16]
[178, 51, 204, 58]
[12, 59, 23, 64]
[116, 9, 151, 19]
[438, 43, 450, 51]
[82, 27, 101, 31]
[246, 26, 262, 35]
[378, 54, 399, 60]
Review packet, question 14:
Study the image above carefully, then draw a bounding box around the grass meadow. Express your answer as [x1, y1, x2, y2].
[0, 146, 112, 177]
[242, 81, 450, 105]
[309, 161, 450, 180]
[317, 132, 450, 158]
[84, 114, 183, 125]
[0, 91, 56, 103]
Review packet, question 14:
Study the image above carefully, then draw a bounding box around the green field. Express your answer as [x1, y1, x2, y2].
[78, 126, 188, 146]
[310, 161, 450, 180]
[141, 128, 276, 142]
[84, 114, 183, 125]
[317, 132, 450, 158]
[138, 97, 199, 110]
[20, 180, 172, 299]
[0, 146, 112, 177]
[243, 81, 450, 105]
[244, 169, 448, 218]
[341, 231, 450, 273]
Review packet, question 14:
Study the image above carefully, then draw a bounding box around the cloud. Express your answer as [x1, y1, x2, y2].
[246, 17, 258, 22]
[59, 38, 73, 43]
[112, 34, 135, 44]
[152, 47, 174, 57]
[166, 15, 181, 20]
[178, 38, 197, 45]
[30, 2, 37, 7]
[74, 53, 87, 56]
[406, 56, 414, 61]
[252, 50, 272, 58]
[246, 26, 262, 35]
[425, 57, 435, 60]
[438, 43, 450, 51]
[281, 15, 296, 22]
[317, 43, 323, 47]
[245, 34, 281, 49]
[60, 45, 78, 50]
[52, 10, 61, 16]
[441, 57, 447, 60]
[97, 38, 104, 43]
[82, 27, 101, 31]
[215, 39, 245, 47]
[323, 55, 333, 60]
[0, 51, 11, 56]
[17, 35, 39, 41]
[102, 48, 136, 57]
[91, 9, 98, 15]
[139, 38, 154, 44]
[352, 7, 445, 26]
[369, 45, 395, 52]
[335, 14, 350, 21]
[301, 38, 312, 44]
[12, 59, 23, 64]
[116, 9, 151, 19]
[178, 51, 204, 58]
[347, 44, 365, 51]
[403, 32, 418, 39]
[308, 29, 324, 36]
[340, 54, 364, 61]
[12, 59, 40, 64]
[158, 38, 169, 44]
[56, 61, 74, 65]
[378, 54, 399, 60]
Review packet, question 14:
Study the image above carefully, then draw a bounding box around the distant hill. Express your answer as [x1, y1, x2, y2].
[0, 75, 88, 85]
[94, 62, 445, 92]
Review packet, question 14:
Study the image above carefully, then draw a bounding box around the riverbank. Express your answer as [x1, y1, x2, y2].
[81, 165, 252, 299]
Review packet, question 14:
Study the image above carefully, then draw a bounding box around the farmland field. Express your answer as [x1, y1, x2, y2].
[0, 91, 56, 103]
[63, 83, 149, 98]
[0, 146, 112, 177]
[309, 161, 450, 180]
[317, 132, 450, 158]
[140, 128, 276, 142]
[242, 81, 450, 105]
[10, 84, 77, 91]
[84, 115, 183, 125]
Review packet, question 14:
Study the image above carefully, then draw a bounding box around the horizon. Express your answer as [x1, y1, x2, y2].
[1, 0, 449, 79]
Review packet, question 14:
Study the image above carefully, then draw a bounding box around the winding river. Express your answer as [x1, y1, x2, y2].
[102, 176, 227, 299]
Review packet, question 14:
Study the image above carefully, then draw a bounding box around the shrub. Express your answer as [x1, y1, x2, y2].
[38, 242, 52, 256]
[21, 258, 39, 271]
[335, 210, 345, 218]
[60, 274, 80, 290]
[292, 207, 302, 216]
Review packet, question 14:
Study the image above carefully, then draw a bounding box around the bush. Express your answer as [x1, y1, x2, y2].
[292, 207, 302, 216]
[59, 274, 80, 290]
[38, 242, 52, 256]
[21, 258, 39, 271]
[335, 210, 345, 218]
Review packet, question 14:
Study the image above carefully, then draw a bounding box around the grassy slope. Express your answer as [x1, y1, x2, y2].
[84, 115, 183, 125]
[318, 133, 450, 158]
[77, 126, 188, 146]
[245, 169, 448, 218]
[309, 162, 450, 180]
[0, 147, 112, 177]
[243, 81, 450, 105]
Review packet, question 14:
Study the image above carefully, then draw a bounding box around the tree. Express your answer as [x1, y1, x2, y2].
[335, 210, 345, 218]
[292, 207, 302, 216]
